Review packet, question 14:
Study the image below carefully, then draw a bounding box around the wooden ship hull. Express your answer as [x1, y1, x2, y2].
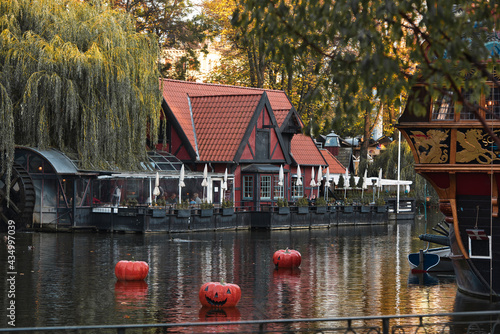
[398, 87, 500, 299]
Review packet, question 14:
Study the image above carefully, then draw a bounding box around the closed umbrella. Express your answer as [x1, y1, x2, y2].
[278, 165, 284, 199]
[222, 168, 228, 190]
[310, 167, 316, 197]
[324, 167, 331, 200]
[201, 164, 208, 187]
[296, 165, 302, 186]
[316, 166, 323, 197]
[178, 164, 185, 202]
[153, 172, 160, 199]
[278, 165, 284, 187]
[361, 169, 367, 199]
[378, 168, 383, 198]
[201, 164, 208, 201]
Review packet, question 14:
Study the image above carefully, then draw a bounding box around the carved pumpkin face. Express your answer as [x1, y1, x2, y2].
[115, 260, 149, 281]
[199, 281, 241, 308]
[272, 248, 302, 268]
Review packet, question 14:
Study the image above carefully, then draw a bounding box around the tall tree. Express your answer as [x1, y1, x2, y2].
[232, 0, 498, 137]
[202, 0, 334, 131]
[0, 0, 162, 177]
[111, 0, 211, 79]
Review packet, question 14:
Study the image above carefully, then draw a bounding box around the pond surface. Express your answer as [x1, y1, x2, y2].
[1, 211, 498, 332]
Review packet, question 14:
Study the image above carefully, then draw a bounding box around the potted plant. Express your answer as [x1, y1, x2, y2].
[343, 197, 354, 213]
[276, 198, 290, 215]
[376, 198, 387, 212]
[151, 198, 168, 217]
[315, 197, 327, 213]
[200, 201, 214, 217]
[221, 199, 234, 216]
[177, 199, 191, 217]
[296, 196, 309, 214]
[360, 197, 371, 213]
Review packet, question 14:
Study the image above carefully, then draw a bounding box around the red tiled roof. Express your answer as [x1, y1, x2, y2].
[290, 134, 326, 166]
[190, 94, 262, 162]
[160, 79, 294, 156]
[320, 149, 346, 174]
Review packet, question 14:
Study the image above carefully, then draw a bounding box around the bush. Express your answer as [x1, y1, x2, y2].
[376, 198, 386, 206]
[315, 197, 327, 207]
[200, 201, 214, 209]
[222, 199, 233, 208]
[178, 200, 190, 209]
[297, 196, 309, 207]
[276, 198, 288, 207]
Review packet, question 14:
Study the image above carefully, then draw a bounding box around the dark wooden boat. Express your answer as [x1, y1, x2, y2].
[398, 68, 500, 298]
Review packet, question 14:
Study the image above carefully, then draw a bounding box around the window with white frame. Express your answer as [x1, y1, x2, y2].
[243, 176, 253, 200]
[273, 176, 284, 199]
[291, 177, 304, 198]
[260, 175, 271, 200]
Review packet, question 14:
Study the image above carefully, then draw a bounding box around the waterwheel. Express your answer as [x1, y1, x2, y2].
[0, 163, 35, 231]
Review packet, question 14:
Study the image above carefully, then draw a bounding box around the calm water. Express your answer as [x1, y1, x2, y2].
[1, 211, 498, 331]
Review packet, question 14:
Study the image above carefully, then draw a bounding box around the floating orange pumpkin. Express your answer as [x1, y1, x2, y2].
[199, 281, 241, 308]
[115, 260, 149, 281]
[272, 248, 301, 268]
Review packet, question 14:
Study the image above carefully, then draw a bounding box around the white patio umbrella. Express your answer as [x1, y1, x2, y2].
[378, 168, 383, 198]
[222, 168, 228, 191]
[324, 167, 331, 200]
[178, 164, 185, 202]
[316, 166, 323, 197]
[278, 165, 284, 187]
[344, 168, 348, 199]
[278, 165, 284, 198]
[296, 165, 302, 186]
[201, 164, 208, 201]
[310, 167, 316, 197]
[361, 169, 367, 199]
[153, 172, 160, 200]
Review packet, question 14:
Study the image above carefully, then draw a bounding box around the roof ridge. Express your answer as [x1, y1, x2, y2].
[160, 78, 287, 93]
[189, 93, 263, 99]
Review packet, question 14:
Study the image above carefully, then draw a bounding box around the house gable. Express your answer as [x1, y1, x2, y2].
[235, 93, 291, 165]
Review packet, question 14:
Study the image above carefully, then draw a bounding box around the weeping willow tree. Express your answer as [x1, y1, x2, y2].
[0, 0, 162, 177]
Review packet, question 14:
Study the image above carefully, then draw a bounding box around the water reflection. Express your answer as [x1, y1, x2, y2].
[1, 214, 499, 330]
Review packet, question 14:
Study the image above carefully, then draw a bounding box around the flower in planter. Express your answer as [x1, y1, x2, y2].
[221, 199, 233, 208]
[376, 198, 386, 206]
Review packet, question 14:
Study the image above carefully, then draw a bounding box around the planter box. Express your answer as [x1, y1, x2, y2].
[177, 209, 191, 218]
[316, 206, 327, 214]
[222, 208, 234, 216]
[117, 207, 137, 217]
[361, 206, 371, 213]
[343, 206, 354, 213]
[329, 206, 336, 212]
[201, 209, 214, 217]
[377, 205, 387, 213]
[152, 208, 167, 217]
[297, 206, 309, 214]
[278, 207, 290, 215]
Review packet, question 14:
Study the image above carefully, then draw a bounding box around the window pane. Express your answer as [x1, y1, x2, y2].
[486, 86, 500, 119]
[260, 175, 271, 199]
[432, 92, 454, 120]
[291, 177, 303, 198]
[273, 176, 283, 199]
[460, 90, 477, 120]
[243, 176, 253, 200]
